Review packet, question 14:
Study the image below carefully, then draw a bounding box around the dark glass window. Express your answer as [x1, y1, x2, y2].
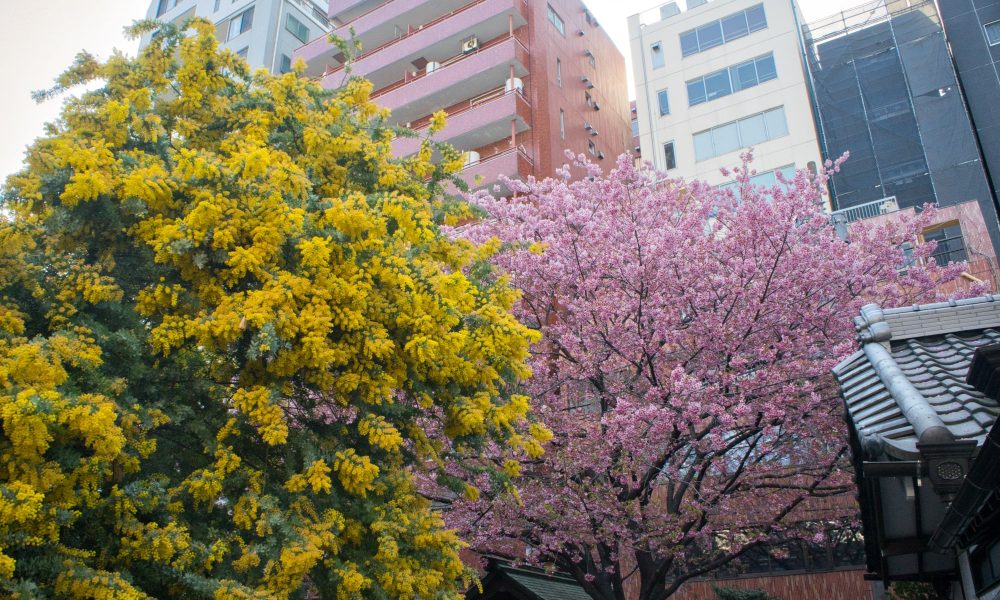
[693, 107, 787, 161]
[279, 54, 292, 73]
[746, 4, 767, 32]
[721, 12, 749, 40]
[680, 31, 699, 57]
[697, 21, 724, 51]
[687, 54, 776, 106]
[286, 13, 310, 43]
[229, 6, 254, 40]
[732, 60, 758, 91]
[663, 142, 676, 170]
[680, 5, 766, 57]
[157, 0, 179, 17]
[687, 79, 707, 105]
[755, 54, 777, 82]
[657, 89, 670, 116]
[547, 5, 565, 36]
[704, 70, 731, 100]
[925, 223, 967, 266]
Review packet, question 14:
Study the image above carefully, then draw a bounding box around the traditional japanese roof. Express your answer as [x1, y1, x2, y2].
[467, 560, 591, 600]
[833, 296, 1000, 460]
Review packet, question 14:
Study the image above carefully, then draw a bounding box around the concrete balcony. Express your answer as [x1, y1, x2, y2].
[309, 0, 473, 77]
[455, 147, 533, 195]
[393, 88, 531, 156]
[369, 35, 528, 125]
[308, 0, 527, 88]
[328, 0, 385, 24]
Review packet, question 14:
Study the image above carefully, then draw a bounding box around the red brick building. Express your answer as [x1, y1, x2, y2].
[294, 0, 632, 193]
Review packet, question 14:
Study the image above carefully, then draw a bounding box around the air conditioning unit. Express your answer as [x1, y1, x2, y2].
[581, 75, 594, 89]
[425, 61, 441, 74]
[597, 151, 605, 160]
[461, 36, 479, 53]
[593, 102, 601, 111]
[464, 151, 480, 166]
[505, 77, 524, 93]
[584, 122, 594, 131]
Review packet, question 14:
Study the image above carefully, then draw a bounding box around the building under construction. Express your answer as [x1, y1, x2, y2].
[804, 0, 1000, 266]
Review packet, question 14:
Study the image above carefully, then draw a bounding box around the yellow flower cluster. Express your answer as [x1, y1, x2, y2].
[333, 449, 379, 497]
[0, 18, 541, 599]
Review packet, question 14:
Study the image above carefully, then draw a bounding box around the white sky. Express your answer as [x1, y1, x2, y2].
[0, 0, 859, 181]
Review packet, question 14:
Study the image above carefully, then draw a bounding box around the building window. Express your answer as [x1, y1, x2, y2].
[286, 13, 310, 43]
[556, 58, 562, 86]
[236, 46, 249, 59]
[588, 140, 597, 156]
[924, 222, 968, 266]
[560, 109, 565, 140]
[693, 106, 788, 161]
[631, 119, 639, 137]
[717, 164, 795, 199]
[157, 0, 181, 16]
[657, 89, 670, 116]
[214, 0, 221, 11]
[585, 50, 596, 68]
[663, 142, 676, 170]
[986, 20, 1000, 46]
[687, 53, 777, 106]
[651, 41, 665, 69]
[279, 54, 292, 73]
[680, 4, 767, 57]
[228, 6, 254, 40]
[547, 5, 565, 36]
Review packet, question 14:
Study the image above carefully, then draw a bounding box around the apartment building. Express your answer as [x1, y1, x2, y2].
[627, 0, 822, 190]
[140, 0, 332, 74]
[293, 0, 632, 193]
[804, 0, 1000, 287]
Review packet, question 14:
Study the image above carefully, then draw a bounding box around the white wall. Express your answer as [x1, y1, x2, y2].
[629, 0, 822, 189]
[140, 0, 329, 73]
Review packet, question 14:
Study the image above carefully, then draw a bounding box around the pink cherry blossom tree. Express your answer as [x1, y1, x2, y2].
[451, 153, 978, 600]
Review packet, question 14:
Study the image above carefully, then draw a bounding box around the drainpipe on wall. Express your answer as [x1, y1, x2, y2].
[270, 0, 286, 73]
[633, 16, 660, 171]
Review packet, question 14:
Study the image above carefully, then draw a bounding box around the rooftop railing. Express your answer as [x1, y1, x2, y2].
[830, 196, 899, 223]
[290, 0, 332, 28]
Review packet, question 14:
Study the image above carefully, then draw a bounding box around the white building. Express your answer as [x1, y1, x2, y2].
[139, 0, 331, 74]
[628, 0, 823, 191]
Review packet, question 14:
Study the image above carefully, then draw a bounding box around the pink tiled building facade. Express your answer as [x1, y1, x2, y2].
[295, 0, 633, 193]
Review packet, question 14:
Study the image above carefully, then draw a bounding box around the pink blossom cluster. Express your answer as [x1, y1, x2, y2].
[447, 152, 975, 600]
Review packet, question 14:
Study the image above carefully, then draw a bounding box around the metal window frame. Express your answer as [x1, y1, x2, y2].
[986, 20, 1000, 46]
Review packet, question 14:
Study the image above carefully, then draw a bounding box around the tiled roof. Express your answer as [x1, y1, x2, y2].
[504, 568, 592, 600]
[833, 296, 1000, 459]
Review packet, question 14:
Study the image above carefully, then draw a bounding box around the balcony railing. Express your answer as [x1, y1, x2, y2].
[322, 0, 518, 78]
[830, 196, 899, 223]
[291, 0, 331, 28]
[365, 34, 528, 99]
[457, 146, 533, 193]
[408, 86, 525, 130]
